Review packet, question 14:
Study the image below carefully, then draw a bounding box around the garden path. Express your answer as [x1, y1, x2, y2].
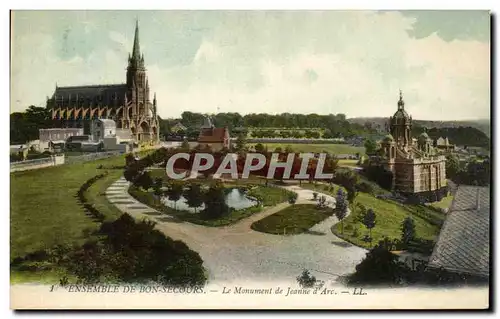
[106, 177, 367, 284]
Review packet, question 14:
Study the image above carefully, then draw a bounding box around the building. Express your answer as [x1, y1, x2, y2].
[197, 116, 230, 151]
[38, 128, 84, 152]
[46, 21, 159, 142]
[90, 118, 134, 152]
[377, 91, 447, 202]
[435, 136, 455, 152]
[90, 119, 117, 142]
[170, 122, 187, 133]
[427, 185, 490, 281]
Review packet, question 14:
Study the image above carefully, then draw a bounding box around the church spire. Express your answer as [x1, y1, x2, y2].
[132, 19, 141, 60]
[398, 89, 404, 110]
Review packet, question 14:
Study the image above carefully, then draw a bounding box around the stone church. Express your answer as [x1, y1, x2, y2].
[46, 21, 159, 142]
[377, 91, 448, 202]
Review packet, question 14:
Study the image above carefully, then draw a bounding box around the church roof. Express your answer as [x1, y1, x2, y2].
[392, 90, 410, 120]
[50, 84, 128, 108]
[198, 127, 229, 143]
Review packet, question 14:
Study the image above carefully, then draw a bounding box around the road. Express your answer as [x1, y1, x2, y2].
[106, 178, 367, 284]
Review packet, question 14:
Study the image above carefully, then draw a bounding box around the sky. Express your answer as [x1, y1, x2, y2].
[10, 10, 491, 120]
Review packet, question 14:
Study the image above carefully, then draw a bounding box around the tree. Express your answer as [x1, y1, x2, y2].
[296, 270, 317, 288]
[202, 181, 230, 219]
[10, 105, 54, 144]
[184, 183, 204, 213]
[180, 139, 190, 150]
[334, 189, 348, 234]
[284, 145, 294, 153]
[135, 171, 153, 191]
[235, 132, 247, 152]
[254, 143, 265, 153]
[364, 138, 378, 155]
[153, 177, 163, 204]
[348, 238, 409, 285]
[401, 217, 416, 247]
[166, 181, 184, 210]
[288, 192, 298, 204]
[362, 208, 377, 247]
[445, 154, 461, 180]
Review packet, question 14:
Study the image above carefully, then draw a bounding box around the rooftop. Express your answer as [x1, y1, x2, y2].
[427, 185, 490, 278]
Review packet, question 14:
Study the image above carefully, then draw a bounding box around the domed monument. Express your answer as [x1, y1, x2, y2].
[377, 91, 447, 203]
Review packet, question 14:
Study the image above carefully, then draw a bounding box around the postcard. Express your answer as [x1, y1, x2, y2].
[10, 10, 491, 310]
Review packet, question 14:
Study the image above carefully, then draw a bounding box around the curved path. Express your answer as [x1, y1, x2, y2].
[106, 178, 367, 284]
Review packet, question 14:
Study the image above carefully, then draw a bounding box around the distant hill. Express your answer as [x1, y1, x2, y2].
[347, 117, 491, 137]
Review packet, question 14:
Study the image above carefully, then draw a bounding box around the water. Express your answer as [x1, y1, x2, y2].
[161, 188, 258, 213]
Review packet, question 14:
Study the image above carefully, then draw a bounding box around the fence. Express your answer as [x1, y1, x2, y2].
[10, 155, 63, 172]
[10, 151, 124, 172]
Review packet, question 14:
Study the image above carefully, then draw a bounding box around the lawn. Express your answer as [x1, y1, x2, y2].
[251, 204, 332, 235]
[337, 159, 360, 167]
[128, 183, 293, 227]
[10, 154, 127, 263]
[249, 143, 365, 155]
[300, 183, 446, 249]
[429, 194, 454, 211]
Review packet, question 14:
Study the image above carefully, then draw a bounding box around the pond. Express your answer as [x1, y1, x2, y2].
[161, 188, 258, 213]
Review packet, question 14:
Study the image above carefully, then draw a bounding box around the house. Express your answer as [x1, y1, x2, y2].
[434, 136, 454, 152]
[170, 122, 187, 133]
[197, 116, 230, 152]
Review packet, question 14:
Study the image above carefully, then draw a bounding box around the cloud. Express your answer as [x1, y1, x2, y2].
[11, 11, 490, 121]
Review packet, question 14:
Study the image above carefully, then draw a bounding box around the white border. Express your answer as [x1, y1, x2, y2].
[3, 1, 498, 317]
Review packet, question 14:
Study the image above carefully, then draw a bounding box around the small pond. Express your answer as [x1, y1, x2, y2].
[161, 188, 258, 213]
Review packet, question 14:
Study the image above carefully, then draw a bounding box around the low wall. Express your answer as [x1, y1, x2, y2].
[10, 155, 65, 172]
[10, 151, 124, 172]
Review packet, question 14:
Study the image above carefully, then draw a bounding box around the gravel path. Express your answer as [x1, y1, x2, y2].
[106, 178, 367, 284]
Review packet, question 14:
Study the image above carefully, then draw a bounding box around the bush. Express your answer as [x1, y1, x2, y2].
[65, 214, 207, 286]
[356, 181, 374, 194]
[288, 192, 298, 204]
[297, 270, 317, 288]
[348, 238, 410, 286]
[362, 165, 393, 191]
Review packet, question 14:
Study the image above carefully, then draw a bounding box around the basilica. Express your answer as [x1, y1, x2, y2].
[46, 21, 159, 142]
[377, 91, 448, 202]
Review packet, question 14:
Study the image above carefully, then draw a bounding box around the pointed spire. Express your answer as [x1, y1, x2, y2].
[132, 19, 141, 60]
[398, 89, 404, 110]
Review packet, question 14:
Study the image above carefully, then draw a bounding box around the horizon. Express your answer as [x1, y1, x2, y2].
[11, 10, 490, 121]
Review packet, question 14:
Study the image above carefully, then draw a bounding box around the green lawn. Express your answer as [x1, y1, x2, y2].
[249, 143, 365, 155]
[300, 184, 446, 249]
[10, 154, 126, 262]
[251, 204, 332, 235]
[337, 159, 360, 167]
[429, 195, 454, 211]
[129, 183, 293, 227]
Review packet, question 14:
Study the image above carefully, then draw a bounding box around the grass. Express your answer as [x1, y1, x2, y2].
[429, 195, 454, 211]
[337, 159, 360, 167]
[10, 154, 127, 263]
[251, 204, 332, 235]
[129, 185, 270, 227]
[249, 143, 365, 155]
[300, 183, 446, 249]
[128, 182, 294, 227]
